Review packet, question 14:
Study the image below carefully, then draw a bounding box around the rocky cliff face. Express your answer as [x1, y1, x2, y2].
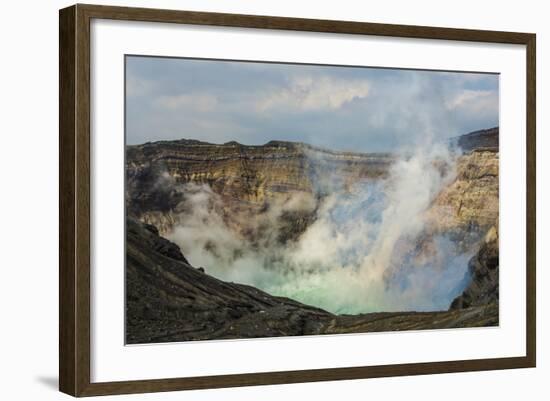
[452, 126, 499, 152]
[450, 224, 499, 309]
[126, 140, 393, 234]
[126, 217, 498, 343]
[127, 132, 498, 242]
[424, 148, 499, 247]
[427, 132, 499, 310]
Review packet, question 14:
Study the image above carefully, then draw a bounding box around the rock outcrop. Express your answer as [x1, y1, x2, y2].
[452, 126, 499, 152]
[126, 217, 498, 343]
[450, 224, 499, 310]
[425, 148, 499, 247]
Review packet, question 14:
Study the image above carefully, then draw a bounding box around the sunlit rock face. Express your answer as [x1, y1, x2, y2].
[127, 131, 498, 241]
[425, 149, 499, 246]
[126, 139, 393, 235]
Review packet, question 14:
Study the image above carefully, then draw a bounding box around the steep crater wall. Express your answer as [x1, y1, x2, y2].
[126, 128, 500, 312]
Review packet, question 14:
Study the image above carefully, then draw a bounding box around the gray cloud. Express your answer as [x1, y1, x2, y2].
[126, 56, 499, 152]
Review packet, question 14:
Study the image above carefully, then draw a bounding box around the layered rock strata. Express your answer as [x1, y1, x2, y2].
[126, 140, 393, 234]
[425, 148, 499, 247]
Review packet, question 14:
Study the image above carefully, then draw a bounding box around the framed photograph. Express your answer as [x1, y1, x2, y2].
[59, 4, 536, 397]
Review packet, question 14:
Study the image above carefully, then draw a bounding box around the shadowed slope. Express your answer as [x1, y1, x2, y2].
[126, 217, 332, 343]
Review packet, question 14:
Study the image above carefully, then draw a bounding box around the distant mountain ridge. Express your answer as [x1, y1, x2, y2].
[134, 126, 499, 155]
[133, 137, 392, 157]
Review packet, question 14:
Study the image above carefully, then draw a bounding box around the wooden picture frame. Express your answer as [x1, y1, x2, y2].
[59, 3, 536, 397]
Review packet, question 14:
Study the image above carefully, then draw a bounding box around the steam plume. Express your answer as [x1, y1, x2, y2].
[166, 143, 472, 314]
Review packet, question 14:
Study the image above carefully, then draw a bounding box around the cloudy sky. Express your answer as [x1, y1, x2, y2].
[126, 56, 499, 152]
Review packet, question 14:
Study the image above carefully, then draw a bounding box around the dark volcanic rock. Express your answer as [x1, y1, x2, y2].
[328, 302, 498, 333]
[126, 218, 498, 344]
[450, 225, 499, 310]
[452, 127, 499, 152]
[126, 217, 333, 344]
[127, 219, 189, 264]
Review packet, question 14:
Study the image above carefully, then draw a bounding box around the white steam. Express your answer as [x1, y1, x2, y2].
[166, 144, 472, 314]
